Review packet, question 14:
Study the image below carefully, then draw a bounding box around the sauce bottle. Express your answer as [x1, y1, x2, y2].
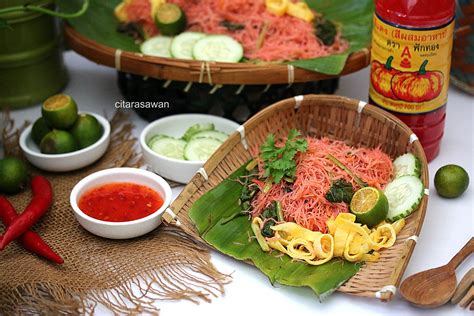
[369, 0, 455, 161]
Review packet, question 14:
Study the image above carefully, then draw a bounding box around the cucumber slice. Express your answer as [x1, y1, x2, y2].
[148, 134, 170, 147]
[154, 3, 186, 36]
[149, 137, 186, 160]
[393, 153, 421, 178]
[140, 36, 173, 58]
[171, 32, 206, 60]
[193, 35, 244, 63]
[184, 138, 223, 161]
[190, 130, 228, 142]
[182, 123, 214, 141]
[384, 176, 424, 222]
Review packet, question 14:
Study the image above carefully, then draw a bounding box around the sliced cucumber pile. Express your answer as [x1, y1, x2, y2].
[149, 137, 186, 160]
[382, 152, 424, 222]
[193, 35, 244, 62]
[147, 134, 169, 144]
[393, 153, 421, 178]
[142, 31, 244, 62]
[140, 35, 173, 57]
[184, 138, 222, 161]
[182, 123, 214, 142]
[384, 175, 424, 222]
[147, 123, 229, 161]
[171, 32, 206, 59]
[190, 130, 229, 142]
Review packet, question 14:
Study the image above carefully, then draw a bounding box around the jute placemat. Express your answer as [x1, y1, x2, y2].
[0, 111, 230, 314]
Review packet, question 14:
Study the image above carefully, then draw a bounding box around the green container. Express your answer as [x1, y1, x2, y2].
[0, 0, 68, 109]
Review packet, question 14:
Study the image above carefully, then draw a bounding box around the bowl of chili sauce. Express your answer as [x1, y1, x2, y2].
[70, 168, 172, 239]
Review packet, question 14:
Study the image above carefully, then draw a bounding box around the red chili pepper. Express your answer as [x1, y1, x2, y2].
[251, 178, 265, 190]
[0, 196, 63, 264]
[0, 176, 53, 250]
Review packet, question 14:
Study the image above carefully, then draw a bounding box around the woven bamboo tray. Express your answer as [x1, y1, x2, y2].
[164, 94, 429, 301]
[64, 25, 370, 85]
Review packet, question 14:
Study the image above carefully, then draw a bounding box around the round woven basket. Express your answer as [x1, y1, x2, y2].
[64, 25, 370, 85]
[165, 94, 429, 301]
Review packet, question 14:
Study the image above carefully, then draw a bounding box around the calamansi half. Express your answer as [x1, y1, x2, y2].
[42, 94, 78, 129]
[350, 187, 389, 227]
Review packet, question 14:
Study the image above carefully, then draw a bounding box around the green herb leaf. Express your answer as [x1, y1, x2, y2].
[261, 129, 308, 185]
[117, 22, 145, 42]
[314, 17, 337, 46]
[261, 201, 279, 220]
[261, 219, 276, 237]
[325, 179, 354, 203]
[220, 20, 245, 31]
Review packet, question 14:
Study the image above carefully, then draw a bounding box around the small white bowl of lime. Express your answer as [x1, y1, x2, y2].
[19, 112, 110, 172]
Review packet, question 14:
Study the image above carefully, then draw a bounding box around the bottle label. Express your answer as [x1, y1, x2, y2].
[369, 15, 454, 114]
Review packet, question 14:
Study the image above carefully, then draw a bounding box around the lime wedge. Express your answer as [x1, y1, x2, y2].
[350, 187, 388, 227]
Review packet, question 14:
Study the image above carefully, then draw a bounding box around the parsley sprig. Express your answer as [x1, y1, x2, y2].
[260, 129, 308, 185]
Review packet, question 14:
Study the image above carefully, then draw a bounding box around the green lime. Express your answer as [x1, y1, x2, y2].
[350, 187, 389, 227]
[0, 157, 28, 194]
[31, 117, 52, 145]
[434, 164, 469, 198]
[69, 113, 103, 149]
[154, 3, 187, 36]
[40, 130, 78, 154]
[41, 94, 78, 129]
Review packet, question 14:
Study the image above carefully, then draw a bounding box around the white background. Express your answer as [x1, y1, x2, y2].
[3, 52, 473, 315]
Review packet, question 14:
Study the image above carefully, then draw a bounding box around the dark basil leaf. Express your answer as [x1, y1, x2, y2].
[325, 179, 354, 204]
[220, 20, 245, 31]
[314, 17, 337, 46]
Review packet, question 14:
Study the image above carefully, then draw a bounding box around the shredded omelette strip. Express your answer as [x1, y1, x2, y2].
[255, 213, 405, 265]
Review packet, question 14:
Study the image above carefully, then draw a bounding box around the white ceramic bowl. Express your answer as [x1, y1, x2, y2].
[70, 167, 172, 239]
[19, 112, 110, 172]
[140, 114, 240, 183]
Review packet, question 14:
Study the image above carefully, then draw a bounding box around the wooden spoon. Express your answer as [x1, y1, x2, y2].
[451, 268, 473, 304]
[400, 237, 474, 308]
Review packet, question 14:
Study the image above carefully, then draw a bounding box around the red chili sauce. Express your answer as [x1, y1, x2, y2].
[78, 182, 163, 222]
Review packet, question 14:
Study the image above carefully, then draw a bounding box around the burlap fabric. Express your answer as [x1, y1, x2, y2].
[0, 112, 229, 314]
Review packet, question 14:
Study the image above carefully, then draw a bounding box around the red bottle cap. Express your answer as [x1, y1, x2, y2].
[376, 0, 455, 28]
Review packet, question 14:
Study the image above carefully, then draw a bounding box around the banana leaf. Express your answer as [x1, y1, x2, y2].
[189, 164, 360, 299]
[291, 0, 374, 74]
[58, 0, 373, 75]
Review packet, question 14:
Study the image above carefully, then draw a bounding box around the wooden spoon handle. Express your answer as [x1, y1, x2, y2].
[448, 237, 474, 270]
[459, 286, 474, 308]
[452, 268, 474, 304]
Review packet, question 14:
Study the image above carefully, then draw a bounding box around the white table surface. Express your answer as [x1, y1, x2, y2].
[3, 52, 473, 316]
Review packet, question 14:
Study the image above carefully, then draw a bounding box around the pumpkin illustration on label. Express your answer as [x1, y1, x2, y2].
[371, 56, 400, 99]
[391, 60, 444, 103]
